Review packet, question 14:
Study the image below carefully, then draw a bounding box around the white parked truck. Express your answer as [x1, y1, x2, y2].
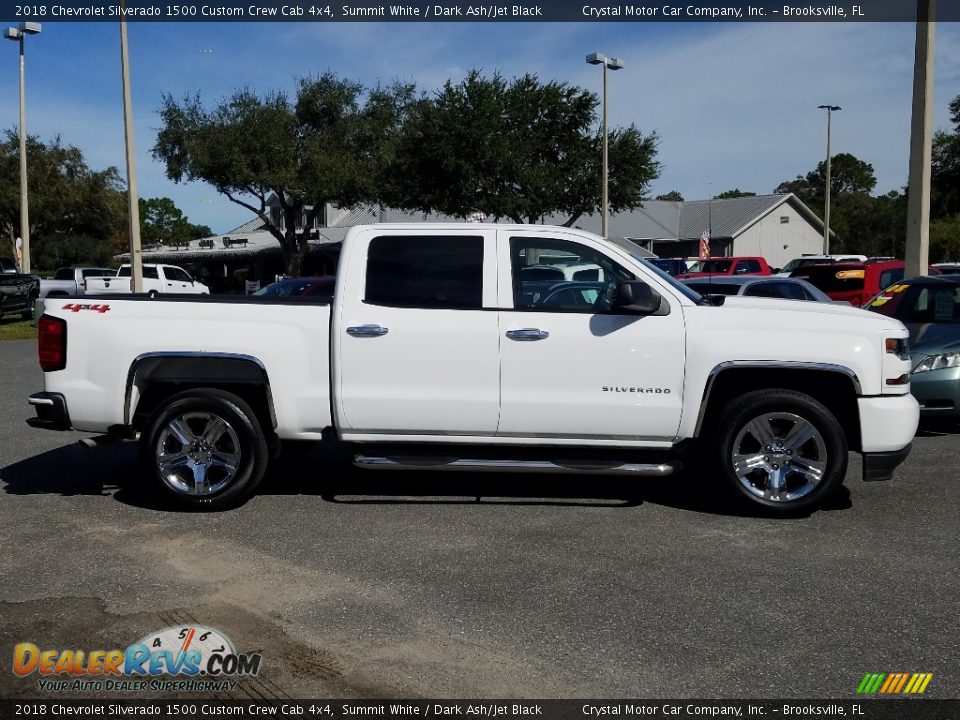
[82, 263, 210, 296]
[27, 224, 919, 512]
[39, 266, 116, 298]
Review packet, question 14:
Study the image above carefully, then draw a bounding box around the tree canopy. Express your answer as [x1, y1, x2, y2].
[153, 71, 660, 275]
[655, 190, 684, 201]
[713, 189, 756, 200]
[389, 71, 659, 227]
[0, 131, 127, 272]
[139, 196, 211, 247]
[153, 74, 414, 276]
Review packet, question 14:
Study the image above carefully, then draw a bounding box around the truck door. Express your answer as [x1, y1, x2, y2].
[496, 230, 686, 442]
[335, 229, 500, 437]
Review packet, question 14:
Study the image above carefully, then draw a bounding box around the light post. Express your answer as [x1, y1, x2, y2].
[817, 104, 841, 254]
[4, 21, 41, 274]
[586, 52, 623, 238]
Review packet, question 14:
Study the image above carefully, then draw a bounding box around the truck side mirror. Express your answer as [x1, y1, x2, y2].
[614, 281, 662, 314]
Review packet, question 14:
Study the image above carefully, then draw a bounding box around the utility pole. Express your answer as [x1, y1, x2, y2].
[905, 0, 936, 278]
[818, 105, 841, 254]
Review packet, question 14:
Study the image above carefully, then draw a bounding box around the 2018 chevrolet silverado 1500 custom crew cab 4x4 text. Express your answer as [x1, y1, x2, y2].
[27, 224, 919, 512]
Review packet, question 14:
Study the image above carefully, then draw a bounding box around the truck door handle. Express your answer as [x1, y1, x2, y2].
[506, 328, 550, 341]
[347, 324, 389, 337]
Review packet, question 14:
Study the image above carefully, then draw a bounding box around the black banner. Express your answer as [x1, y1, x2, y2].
[2, 700, 960, 720]
[0, 0, 958, 24]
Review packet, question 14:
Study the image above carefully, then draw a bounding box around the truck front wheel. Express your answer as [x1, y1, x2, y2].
[715, 389, 847, 513]
[140, 388, 269, 509]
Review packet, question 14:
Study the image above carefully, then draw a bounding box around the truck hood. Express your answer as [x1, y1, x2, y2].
[715, 295, 905, 328]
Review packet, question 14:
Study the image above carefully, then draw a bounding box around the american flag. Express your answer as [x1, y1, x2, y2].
[698, 230, 711, 260]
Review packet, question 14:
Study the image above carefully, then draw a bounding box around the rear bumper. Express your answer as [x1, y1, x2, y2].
[862, 444, 912, 482]
[27, 391, 72, 431]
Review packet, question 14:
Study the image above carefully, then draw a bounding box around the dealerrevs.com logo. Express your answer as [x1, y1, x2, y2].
[13, 625, 262, 693]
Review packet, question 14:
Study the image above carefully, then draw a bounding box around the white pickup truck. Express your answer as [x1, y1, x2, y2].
[82, 263, 210, 296]
[27, 224, 919, 513]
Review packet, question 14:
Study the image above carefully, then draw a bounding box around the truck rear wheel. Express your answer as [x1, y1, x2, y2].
[714, 389, 847, 513]
[140, 388, 268, 509]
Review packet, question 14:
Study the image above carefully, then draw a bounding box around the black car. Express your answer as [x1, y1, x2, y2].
[0, 257, 40, 321]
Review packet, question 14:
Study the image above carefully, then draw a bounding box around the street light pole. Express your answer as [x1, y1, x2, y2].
[817, 104, 841, 255]
[4, 22, 41, 274]
[587, 52, 623, 238]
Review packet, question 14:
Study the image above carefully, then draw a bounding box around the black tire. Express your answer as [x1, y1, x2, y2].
[147, 290, 159, 298]
[139, 388, 269, 510]
[714, 389, 847, 513]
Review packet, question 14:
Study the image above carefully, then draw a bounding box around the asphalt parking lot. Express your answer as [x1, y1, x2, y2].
[1, 337, 958, 700]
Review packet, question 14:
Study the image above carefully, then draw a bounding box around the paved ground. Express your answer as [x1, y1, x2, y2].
[1, 338, 958, 700]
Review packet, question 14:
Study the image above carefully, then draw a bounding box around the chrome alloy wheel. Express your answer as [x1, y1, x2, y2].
[730, 411, 828, 503]
[155, 412, 242, 496]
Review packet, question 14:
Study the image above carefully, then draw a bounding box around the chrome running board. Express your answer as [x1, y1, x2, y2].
[353, 456, 681, 476]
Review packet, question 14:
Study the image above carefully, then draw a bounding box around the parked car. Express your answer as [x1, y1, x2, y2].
[680, 276, 835, 303]
[931, 262, 960, 274]
[675, 256, 772, 279]
[791, 260, 941, 307]
[83, 264, 210, 296]
[28, 223, 918, 514]
[651, 258, 690, 276]
[0, 256, 19, 274]
[0, 269, 40, 321]
[864, 275, 960, 419]
[40, 266, 116, 298]
[254, 276, 336, 300]
[776, 254, 868, 277]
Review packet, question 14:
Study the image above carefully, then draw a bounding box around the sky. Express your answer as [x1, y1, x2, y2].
[0, 19, 958, 235]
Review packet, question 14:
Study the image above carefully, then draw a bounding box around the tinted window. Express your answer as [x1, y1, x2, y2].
[688, 259, 732, 273]
[365, 235, 483, 309]
[867, 282, 960, 323]
[165, 267, 192, 283]
[118, 266, 159, 279]
[511, 237, 635, 312]
[744, 281, 807, 300]
[54, 268, 74, 280]
[795, 265, 865, 293]
[82, 268, 114, 278]
[878, 268, 904, 291]
[735, 260, 762, 274]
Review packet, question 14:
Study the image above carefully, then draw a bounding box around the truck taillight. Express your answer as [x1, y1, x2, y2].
[38, 315, 67, 372]
[83, 277, 88, 292]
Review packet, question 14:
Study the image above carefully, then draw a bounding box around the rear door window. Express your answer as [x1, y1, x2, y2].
[365, 235, 483, 310]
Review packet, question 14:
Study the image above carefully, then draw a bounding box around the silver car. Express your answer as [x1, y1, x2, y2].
[681, 275, 836, 303]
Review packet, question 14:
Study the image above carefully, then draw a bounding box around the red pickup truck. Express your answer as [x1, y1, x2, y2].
[675, 256, 772, 280]
[791, 260, 942, 307]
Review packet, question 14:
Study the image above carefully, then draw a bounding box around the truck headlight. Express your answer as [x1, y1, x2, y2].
[912, 352, 960, 374]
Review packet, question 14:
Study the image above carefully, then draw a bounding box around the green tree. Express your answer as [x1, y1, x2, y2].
[0, 131, 126, 272]
[775, 153, 891, 255]
[713, 189, 755, 199]
[153, 74, 414, 276]
[932, 95, 960, 220]
[655, 190, 684, 201]
[390, 71, 659, 227]
[138, 196, 212, 247]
